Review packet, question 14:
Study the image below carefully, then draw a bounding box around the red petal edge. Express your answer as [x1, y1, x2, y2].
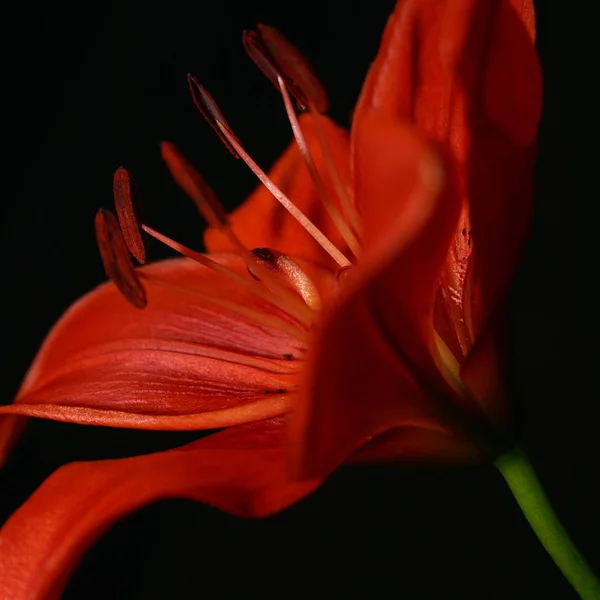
[0, 418, 319, 600]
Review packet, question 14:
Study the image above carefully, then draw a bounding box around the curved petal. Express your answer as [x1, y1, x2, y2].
[455, 0, 541, 331]
[0, 256, 313, 463]
[204, 113, 351, 268]
[292, 119, 481, 478]
[0, 418, 320, 600]
[352, 111, 461, 396]
[353, 0, 541, 333]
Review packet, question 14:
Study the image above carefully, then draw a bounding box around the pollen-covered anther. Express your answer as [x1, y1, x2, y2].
[250, 248, 322, 311]
[95, 208, 147, 309]
[112, 167, 148, 264]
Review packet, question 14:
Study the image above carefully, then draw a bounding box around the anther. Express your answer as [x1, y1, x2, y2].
[250, 248, 322, 311]
[244, 27, 361, 237]
[187, 74, 240, 158]
[251, 24, 329, 113]
[113, 167, 148, 264]
[95, 209, 147, 309]
[250, 247, 276, 271]
[242, 30, 308, 111]
[160, 142, 229, 229]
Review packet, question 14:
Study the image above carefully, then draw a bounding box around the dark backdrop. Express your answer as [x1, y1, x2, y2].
[1, 1, 596, 599]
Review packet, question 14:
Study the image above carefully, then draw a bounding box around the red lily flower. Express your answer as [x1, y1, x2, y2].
[0, 1, 540, 598]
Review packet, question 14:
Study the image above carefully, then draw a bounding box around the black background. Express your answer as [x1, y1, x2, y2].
[1, 1, 597, 599]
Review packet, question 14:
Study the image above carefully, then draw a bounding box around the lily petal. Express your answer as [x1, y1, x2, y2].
[204, 113, 351, 267]
[351, 425, 480, 464]
[0, 417, 319, 600]
[0, 256, 310, 464]
[352, 112, 461, 397]
[353, 0, 541, 332]
[293, 119, 476, 478]
[455, 0, 542, 331]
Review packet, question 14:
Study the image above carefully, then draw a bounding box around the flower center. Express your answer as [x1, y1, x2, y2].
[96, 24, 361, 342]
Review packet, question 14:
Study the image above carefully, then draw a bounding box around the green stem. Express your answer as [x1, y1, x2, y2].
[494, 446, 600, 599]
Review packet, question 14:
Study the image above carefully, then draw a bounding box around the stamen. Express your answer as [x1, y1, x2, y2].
[244, 25, 362, 237]
[187, 74, 240, 158]
[214, 118, 351, 268]
[250, 248, 322, 311]
[186, 77, 351, 268]
[112, 167, 148, 264]
[277, 76, 361, 257]
[159, 142, 318, 321]
[95, 209, 147, 309]
[254, 24, 329, 113]
[242, 29, 308, 112]
[160, 142, 229, 230]
[141, 224, 313, 327]
[309, 110, 363, 236]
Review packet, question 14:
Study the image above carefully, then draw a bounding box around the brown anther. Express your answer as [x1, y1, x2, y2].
[255, 24, 329, 113]
[247, 247, 277, 280]
[187, 74, 240, 158]
[252, 247, 276, 265]
[112, 167, 148, 264]
[242, 30, 308, 111]
[249, 247, 322, 311]
[95, 208, 147, 309]
[160, 142, 229, 229]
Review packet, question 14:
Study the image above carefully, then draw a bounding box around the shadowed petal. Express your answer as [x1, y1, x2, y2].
[350, 425, 480, 464]
[455, 0, 541, 331]
[0, 418, 319, 600]
[292, 119, 478, 478]
[353, 112, 461, 398]
[459, 312, 513, 429]
[204, 113, 351, 268]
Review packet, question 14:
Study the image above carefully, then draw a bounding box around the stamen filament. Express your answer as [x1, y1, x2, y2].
[141, 224, 313, 327]
[160, 141, 319, 322]
[278, 76, 361, 258]
[214, 119, 352, 268]
[160, 142, 229, 230]
[308, 104, 363, 236]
